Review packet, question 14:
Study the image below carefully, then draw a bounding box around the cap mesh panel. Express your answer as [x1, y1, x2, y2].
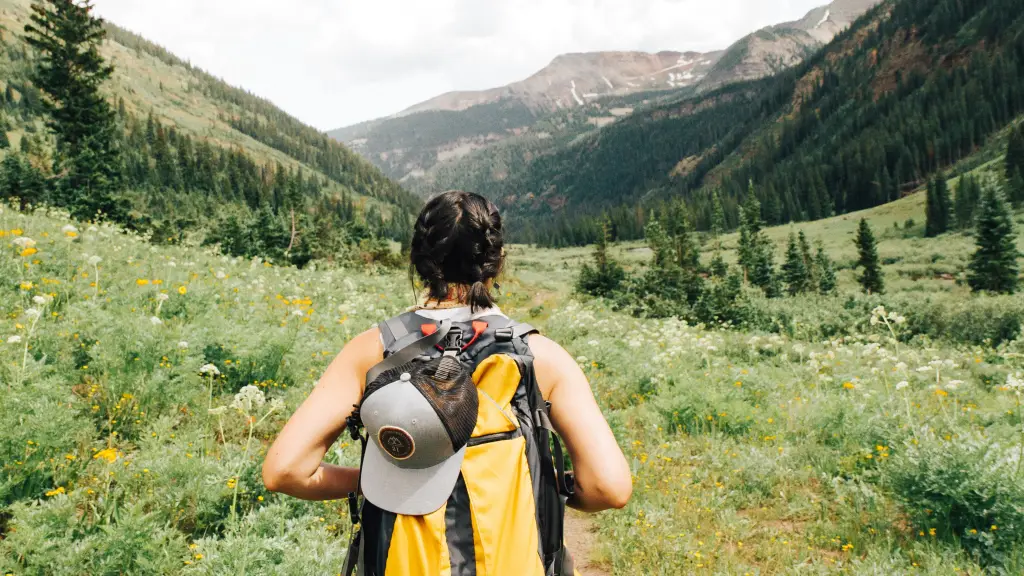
[361, 357, 478, 450]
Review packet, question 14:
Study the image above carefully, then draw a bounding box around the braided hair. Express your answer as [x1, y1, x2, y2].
[410, 191, 504, 312]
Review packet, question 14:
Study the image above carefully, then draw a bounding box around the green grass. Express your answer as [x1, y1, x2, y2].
[2, 195, 1023, 574]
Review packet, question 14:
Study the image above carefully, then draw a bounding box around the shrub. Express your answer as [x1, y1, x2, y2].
[885, 432, 1024, 568]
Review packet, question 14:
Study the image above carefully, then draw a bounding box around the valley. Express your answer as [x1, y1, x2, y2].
[2, 0, 1024, 574]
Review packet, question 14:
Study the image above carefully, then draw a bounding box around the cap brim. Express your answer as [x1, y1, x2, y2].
[361, 439, 466, 516]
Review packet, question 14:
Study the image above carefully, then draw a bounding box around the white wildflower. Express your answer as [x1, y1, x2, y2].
[24, 308, 41, 320]
[177, 341, 189, 350]
[199, 363, 221, 376]
[268, 397, 285, 413]
[87, 255, 102, 266]
[1007, 373, 1024, 394]
[576, 356, 588, 364]
[149, 316, 163, 326]
[947, 380, 964, 390]
[156, 293, 170, 302]
[6, 335, 22, 344]
[587, 340, 600, 346]
[895, 381, 909, 391]
[87, 225, 98, 232]
[13, 237, 36, 249]
[61, 224, 78, 235]
[232, 385, 266, 413]
[215, 270, 227, 280]
[32, 295, 48, 305]
[291, 309, 304, 317]
[895, 362, 908, 372]
[207, 406, 228, 416]
[916, 366, 933, 373]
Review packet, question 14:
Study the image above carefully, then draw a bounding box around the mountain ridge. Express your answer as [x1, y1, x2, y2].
[329, 0, 880, 187]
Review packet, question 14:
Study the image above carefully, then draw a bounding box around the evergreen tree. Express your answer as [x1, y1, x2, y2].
[815, 242, 837, 294]
[750, 243, 781, 298]
[645, 217, 674, 269]
[738, 184, 762, 277]
[954, 174, 981, 229]
[925, 176, 951, 236]
[674, 216, 700, 272]
[576, 218, 627, 298]
[854, 219, 884, 294]
[1006, 125, 1024, 189]
[711, 189, 726, 237]
[25, 0, 125, 221]
[967, 183, 1019, 294]
[782, 231, 810, 296]
[798, 230, 815, 286]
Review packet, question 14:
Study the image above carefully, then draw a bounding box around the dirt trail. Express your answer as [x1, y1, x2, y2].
[564, 511, 611, 576]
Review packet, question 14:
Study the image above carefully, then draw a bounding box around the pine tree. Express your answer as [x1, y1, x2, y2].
[25, 0, 126, 221]
[967, 183, 1019, 294]
[1006, 125, 1024, 188]
[675, 216, 700, 272]
[782, 231, 810, 296]
[815, 242, 837, 294]
[954, 174, 981, 229]
[711, 189, 726, 238]
[854, 219, 884, 294]
[576, 218, 627, 298]
[738, 184, 762, 277]
[798, 230, 816, 287]
[925, 176, 951, 237]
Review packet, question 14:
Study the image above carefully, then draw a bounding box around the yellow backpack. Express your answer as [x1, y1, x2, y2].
[343, 312, 576, 576]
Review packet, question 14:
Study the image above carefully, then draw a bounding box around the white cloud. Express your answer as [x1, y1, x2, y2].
[92, 0, 825, 130]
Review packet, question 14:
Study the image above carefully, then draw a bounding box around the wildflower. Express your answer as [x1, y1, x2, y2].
[136, 279, 150, 286]
[93, 448, 118, 463]
[149, 316, 163, 326]
[45, 486, 66, 497]
[231, 385, 266, 413]
[19, 281, 33, 290]
[268, 397, 285, 413]
[198, 364, 221, 376]
[895, 381, 909, 391]
[87, 255, 102, 266]
[842, 382, 856, 390]
[178, 286, 187, 295]
[13, 236, 36, 249]
[1007, 373, 1024, 395]
[215, 270, 227, 279]
[32, 294, 52, 305]
[208, 406, 228, 416]
[24, 308, 42, 320]
[62, 224, 78, 237]
[6, 335, 22, 344]
[178, 341, 189, 350]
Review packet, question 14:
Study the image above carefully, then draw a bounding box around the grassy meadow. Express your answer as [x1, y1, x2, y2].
[2, 189, 1024, 575]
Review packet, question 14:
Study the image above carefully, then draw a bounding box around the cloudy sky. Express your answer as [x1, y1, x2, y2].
[92, 0, 825, 131]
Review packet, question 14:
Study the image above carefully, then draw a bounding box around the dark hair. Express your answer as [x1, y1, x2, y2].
[410, 190, 504, 311]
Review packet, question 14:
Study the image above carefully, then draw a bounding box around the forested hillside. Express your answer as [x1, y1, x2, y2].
[460, 0, 1024, 246]
[0, 0, 418, 263]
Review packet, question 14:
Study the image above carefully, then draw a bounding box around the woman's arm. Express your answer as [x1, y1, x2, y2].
[261, 328, 382, 500]
[529, 335, 632, 512]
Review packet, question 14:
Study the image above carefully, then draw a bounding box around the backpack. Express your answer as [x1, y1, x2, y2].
[343, 311, 576, 576]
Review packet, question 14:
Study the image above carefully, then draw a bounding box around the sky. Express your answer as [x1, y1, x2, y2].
[91, 0, 826, 131]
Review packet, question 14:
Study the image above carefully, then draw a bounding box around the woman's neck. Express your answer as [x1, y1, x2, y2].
[420, 284, 473, 309]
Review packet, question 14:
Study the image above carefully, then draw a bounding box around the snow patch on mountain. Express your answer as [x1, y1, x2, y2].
[816, 9, 831, 28]
[570, 80, 584, 106]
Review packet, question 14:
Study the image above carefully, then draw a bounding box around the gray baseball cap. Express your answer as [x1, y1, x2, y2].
[359, 355, 478, 515]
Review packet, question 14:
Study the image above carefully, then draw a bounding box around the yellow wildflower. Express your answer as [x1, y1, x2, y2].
[93, 448, 118, 463]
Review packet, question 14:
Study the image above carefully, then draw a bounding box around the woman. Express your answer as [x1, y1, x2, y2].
[263, 190, 631, 575]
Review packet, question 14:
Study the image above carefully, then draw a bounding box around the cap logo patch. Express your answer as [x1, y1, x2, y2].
[378, 426, 415, 460]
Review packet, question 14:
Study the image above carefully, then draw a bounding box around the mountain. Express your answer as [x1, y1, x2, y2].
[329, 0, 878, 187]
[699, 0, 879, 89]
[449, 0, 1024, 246]
[0, 0, 418, 260]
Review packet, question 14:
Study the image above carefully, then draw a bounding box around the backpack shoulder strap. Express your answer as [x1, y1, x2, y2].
[377, 311, 425, 355]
